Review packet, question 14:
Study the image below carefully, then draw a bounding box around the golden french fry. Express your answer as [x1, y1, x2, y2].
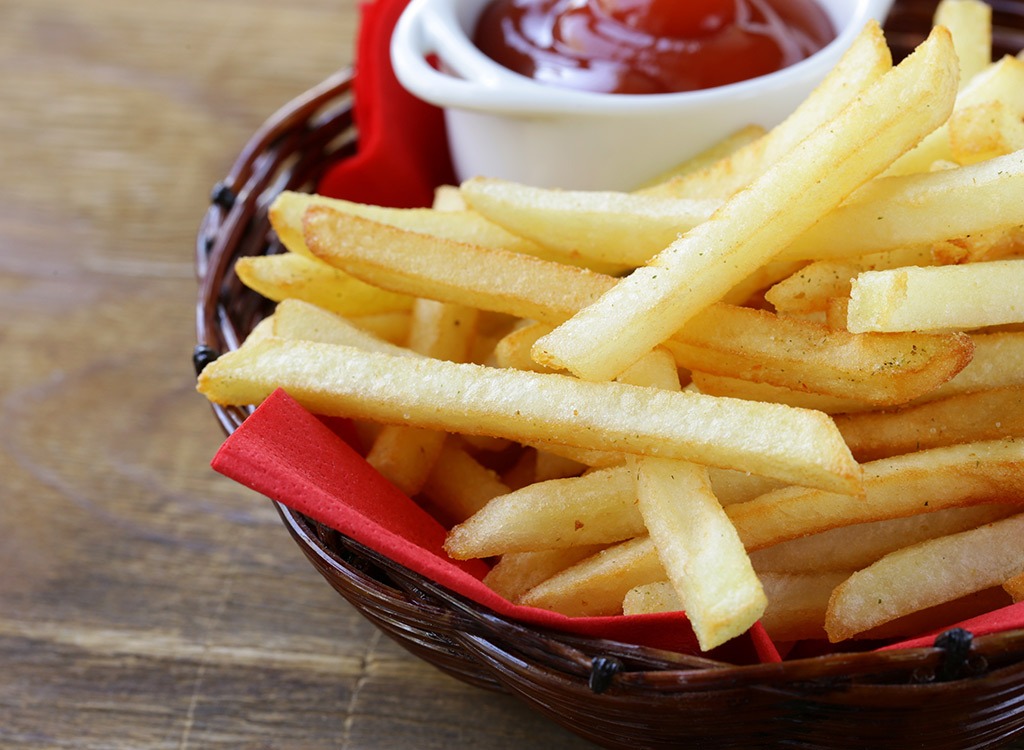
[765, 247, 935, 315]
[444, 466, 643, 559]
[633, 456, 766, 651]
[783, 150, 1024, 261]
[728, 439, 1024, 551]
[235, 253, 415, 316]
[826, 512, 1024, 641]
[198, 338, 862, 492]
[532, 29, 959, 382]
[835, 385, 1024, 462]
[749, 504, 1017, 574]
[759, 570, 852, 642]
[345, 311, 411, 345]
[887, 54, 1024, 176]
[935, 0, 993, 88]
[518, 537, 664, 616]
[420, 439, 511, 523]
[271, 298, 416, 356]
[484, 546, 608, 602]
[459, 176, 718, 269]
[691, 371, 879, 415]
[663, 304, 973, 406]
[1004, 571, 1024, 602]
[923, 332, 1024, 401]
[269, 190, 553, 261]
[847, 258, 1024, 333]
[948, 101, 1024, 164]
[622, 580, 681, 614]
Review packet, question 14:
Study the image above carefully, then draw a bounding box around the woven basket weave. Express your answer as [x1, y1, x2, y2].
[195, 4, 1024, 747]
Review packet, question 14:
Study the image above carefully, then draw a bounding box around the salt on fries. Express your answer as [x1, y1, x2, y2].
[199, 3, 1024, 651]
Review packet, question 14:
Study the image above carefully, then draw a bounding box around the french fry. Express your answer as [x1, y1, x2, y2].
[847, 258, 1024, 333]
[922, 331, 1024, 401]
[691, 371, 878, 415]
[458, 177, 718, 269]
[663, 304, 974, 406]
[782, 150, 1024, 262]
[632, 124, 766, 193]
[825, 512, 1024, 641]
[484, 546, 609, 602]
[727, 439, 1024, 551]
[271, 298, 416, 356]
[420, 439, 511, 523]
[887, 54, 1024, 176]
[518, 537, 665, 616]
[235, 252, 415, 316]
[532, 29, 959, 382]
[197, 338, 862, 493]
[834, 385, 1024, 462]
[948, 101, 1024, 164]
[444, 466, 644, 559]
[748, 504, 1017, 574]
[269, 190, 556, 262]
[1004, 571, 1024, 602]
[365, 299, 480, 496]
[935, 0, 993, 88]
[632, 456, 766, 650]
[764, 247, 936, 315]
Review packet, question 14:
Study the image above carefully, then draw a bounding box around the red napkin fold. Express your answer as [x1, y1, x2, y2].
[212, 0, 1024, 664]
[317, 0, 455, 208]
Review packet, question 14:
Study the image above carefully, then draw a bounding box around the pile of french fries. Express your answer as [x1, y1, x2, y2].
[199, 0, 1024, 652]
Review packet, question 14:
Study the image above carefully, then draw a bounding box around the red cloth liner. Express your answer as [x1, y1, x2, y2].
[316, 0, 455, 208]
[226, 0, 1024, 663]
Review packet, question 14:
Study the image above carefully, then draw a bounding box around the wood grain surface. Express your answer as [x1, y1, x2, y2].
[0, 1, 592, 747]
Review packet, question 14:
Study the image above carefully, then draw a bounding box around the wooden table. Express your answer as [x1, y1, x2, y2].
[0, 1, 593, 746]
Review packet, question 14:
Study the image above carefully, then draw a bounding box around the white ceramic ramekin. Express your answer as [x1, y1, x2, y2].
[391, 0, 896, 189]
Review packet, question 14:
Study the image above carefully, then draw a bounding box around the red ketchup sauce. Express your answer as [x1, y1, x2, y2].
[472, 0, 837, 95]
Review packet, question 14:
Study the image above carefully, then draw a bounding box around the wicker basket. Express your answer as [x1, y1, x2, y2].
[195, 4, 1024, 748]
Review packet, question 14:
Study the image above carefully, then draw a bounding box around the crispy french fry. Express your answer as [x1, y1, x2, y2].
[632, 456, 766, 650]
[847, 258, 1024, 333]
[922, 332, 1024, 401]
[887, 54, 1024, 176]
[834, 385, 1024, 461]
[198, 338, 862, 492]
[269, 190, 554, 262]
[235, 253, 415, 315]
[935, 0, 993, 88]
[826, 512, 1024, 641]
[748, 504, 1017, 573]
[727, 439, 1024, 551]
[782, 151, 1024, 262]
[420, 439, 511, 523]
[459, 177, 718, 269]
[518, 537, 664, 616]
[632, 124, 766, 193]
[1004, 571, 1024, 602]
[765, 247, 936, 315]
[444, 466, 644, 559]
[663, 304, 973, 406]
[948, 101, 1024, 164]
[532, 29, 959, 382]
[271, 298, 416, 356]
[484, 546, 608, 602]
[691, 371, 879, 415]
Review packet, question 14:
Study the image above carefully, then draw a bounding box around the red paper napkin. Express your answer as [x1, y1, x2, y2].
[209, 0, 1024, 664]
[317, 0, 455, 207]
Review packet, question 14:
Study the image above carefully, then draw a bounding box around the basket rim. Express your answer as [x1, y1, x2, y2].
[194, 5, 1024, 704]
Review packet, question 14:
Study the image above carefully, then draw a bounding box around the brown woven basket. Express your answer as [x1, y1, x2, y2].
[195, 4, 1024, 748]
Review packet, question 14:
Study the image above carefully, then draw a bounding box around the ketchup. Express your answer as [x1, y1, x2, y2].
[472, 0, 836, 95]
